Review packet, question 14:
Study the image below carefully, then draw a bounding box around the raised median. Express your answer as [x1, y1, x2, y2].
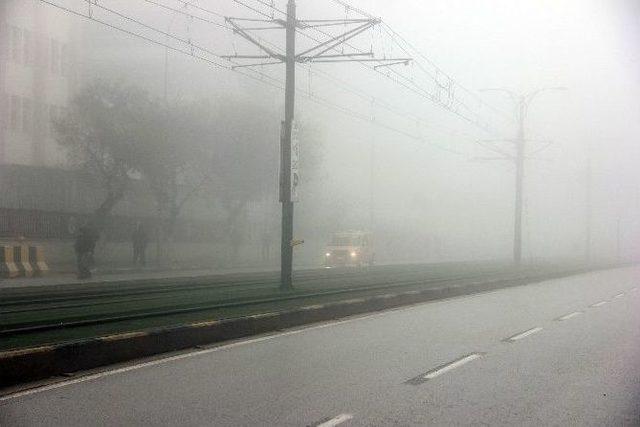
[0, 261, 620, 387]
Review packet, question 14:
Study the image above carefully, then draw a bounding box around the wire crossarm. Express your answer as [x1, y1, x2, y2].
[226, 16, 412, 69]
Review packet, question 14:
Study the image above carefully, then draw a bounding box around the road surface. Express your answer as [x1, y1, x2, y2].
[1, 266, 639, 426]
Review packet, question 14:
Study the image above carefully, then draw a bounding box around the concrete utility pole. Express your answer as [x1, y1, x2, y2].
[225, 1, 410, 290]
[513, 97, 525, 265]
[585, 154, 592, 263]
[280, 0, 296, 290]
[481, 87, 566, 266]
[369, 137, 375, 232]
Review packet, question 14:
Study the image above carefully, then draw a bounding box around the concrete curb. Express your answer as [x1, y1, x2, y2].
[0, 267, 597, 387]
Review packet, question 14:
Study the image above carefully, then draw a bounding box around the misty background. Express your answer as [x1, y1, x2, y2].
[4, 0, 640, 268]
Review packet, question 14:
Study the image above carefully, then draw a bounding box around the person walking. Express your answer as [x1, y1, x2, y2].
[132, 222, 149, 267]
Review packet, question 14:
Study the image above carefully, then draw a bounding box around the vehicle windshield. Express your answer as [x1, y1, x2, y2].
[331, 236, 358, 246]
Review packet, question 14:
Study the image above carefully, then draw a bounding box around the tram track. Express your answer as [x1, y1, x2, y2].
[0, 269, 536, 336]
[0, 261, 599, 354]
[0, 264, 444, 307]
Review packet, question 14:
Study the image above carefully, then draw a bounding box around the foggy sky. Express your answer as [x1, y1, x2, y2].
[44, 0, 640, 262]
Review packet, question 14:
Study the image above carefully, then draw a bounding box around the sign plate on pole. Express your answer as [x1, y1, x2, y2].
[290, 121, 300, 202]
[279, 121, 286, 202]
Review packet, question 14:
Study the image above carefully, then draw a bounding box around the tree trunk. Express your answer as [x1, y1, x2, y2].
[89, 188, 124, 235]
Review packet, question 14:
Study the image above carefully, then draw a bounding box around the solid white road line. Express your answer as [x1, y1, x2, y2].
[590, 301, 608, 307]
[505, 327, 543, 342]
[317, 414, 354, 427]
[613, 293, 625, 299]
[557, 311, 582, 321]
[0, 311, 397, 402]
[423, 353, 483, 380]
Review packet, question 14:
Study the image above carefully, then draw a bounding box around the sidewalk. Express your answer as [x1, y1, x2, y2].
[0, 265, 280, 289]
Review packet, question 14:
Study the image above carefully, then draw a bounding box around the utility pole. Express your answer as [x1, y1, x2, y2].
[369, 137, 375, 232]
[480, 87, 566, 266]
[585, 155, 592, 263]
[225, 2, 410, 290]
[280, 0, 296, 290]
[513, 97, 525, 265]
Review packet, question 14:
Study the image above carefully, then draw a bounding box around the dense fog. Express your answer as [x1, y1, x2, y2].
[3, 0, 640, 269]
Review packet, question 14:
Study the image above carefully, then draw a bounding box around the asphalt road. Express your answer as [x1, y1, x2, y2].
[1, 266, 639, 426]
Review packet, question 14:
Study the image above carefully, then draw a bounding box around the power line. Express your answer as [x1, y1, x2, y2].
[149, 0, 500, 138]
[138, 0, 477, 143]
[316, 0, 511, 132]
[380, 23, 513, 122]
[140, 0, 228, 28]
[231, 0, 273, 19]
[41, 0, 468, 157]
[41, 0, 228, 69]
[87, 0, 226, 57]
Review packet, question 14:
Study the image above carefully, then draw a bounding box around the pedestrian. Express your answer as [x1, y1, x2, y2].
[132, 222, 149, 267]
[74, 224, 97, 279]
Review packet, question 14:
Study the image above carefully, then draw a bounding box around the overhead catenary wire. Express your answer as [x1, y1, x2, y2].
[246, 0, 510, 134]
[85, 0, 226, 57]
[229, 0, 486, 145]
[325, 0, 502, 113]
[41, 0, 227, 69]
[140, 0, 229, 28]
[41, 0, 470, 157]
[149, 0, 500, 141]
[132, 0, 480, 145]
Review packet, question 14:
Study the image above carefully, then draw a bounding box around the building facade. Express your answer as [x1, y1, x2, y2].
[0, 0, 79, 166]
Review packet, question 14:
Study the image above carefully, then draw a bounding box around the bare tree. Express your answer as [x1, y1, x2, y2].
[54, 80, 154, 231]
[205, 99, 279, 264]
[136, 99, 216, 262]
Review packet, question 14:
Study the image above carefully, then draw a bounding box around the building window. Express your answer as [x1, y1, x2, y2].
[11, 26, 21, 63]
[10, 95, 21, 131]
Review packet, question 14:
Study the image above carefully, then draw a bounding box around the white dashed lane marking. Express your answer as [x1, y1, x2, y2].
[613, 293, 625, 299]
[407, 353, 484, 385]
[590, 301, 608, 307]
[556, 311, 582, 321]
[315, 413, 354, 427]
[504, 327, 543, 342]
[423, 353, 483, 379]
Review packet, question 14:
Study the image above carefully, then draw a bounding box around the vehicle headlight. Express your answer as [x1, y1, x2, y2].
[350, 251, 357, 257]
[325, 252, 331, 257]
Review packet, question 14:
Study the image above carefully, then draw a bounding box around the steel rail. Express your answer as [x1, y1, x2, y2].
[0, 271, 526, 336]
[0, 270, 500, 315]
[0, 263, 503, 306]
